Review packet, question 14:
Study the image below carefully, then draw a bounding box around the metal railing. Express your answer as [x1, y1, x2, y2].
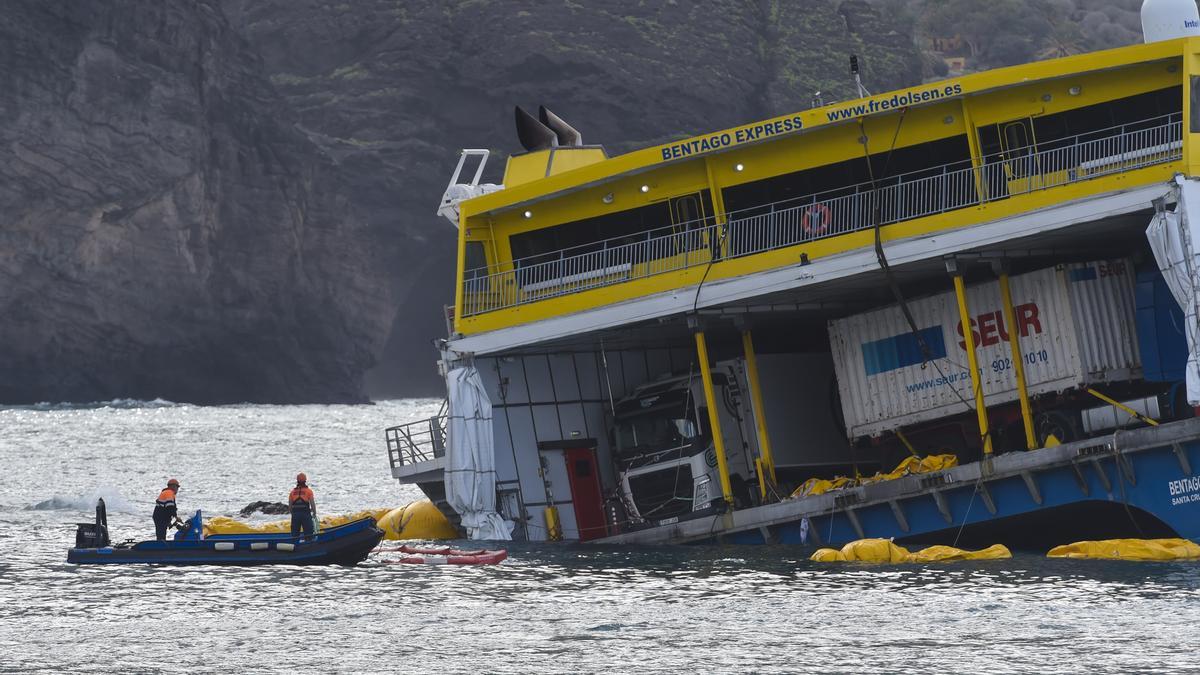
[385, 403, 448, 469]
[461, 114, 1182, 317]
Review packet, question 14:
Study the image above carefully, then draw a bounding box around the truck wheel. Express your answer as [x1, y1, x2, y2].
[1035, 411, 1078, 446]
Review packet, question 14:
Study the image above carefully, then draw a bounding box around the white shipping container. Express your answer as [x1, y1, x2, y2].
[828, 260, 1142, 439]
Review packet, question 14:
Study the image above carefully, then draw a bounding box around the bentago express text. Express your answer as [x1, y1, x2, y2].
[659, 116, 804, 161]
[657, 83, 965, 161]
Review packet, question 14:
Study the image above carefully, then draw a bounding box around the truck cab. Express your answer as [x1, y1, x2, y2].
[612, 363, 759, 527]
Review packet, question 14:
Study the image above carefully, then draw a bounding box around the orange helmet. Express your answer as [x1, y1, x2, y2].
[296, 472, 307, 483]
[167, 478, 180, 488]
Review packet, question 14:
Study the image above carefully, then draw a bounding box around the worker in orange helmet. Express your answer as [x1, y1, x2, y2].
[153, 478, 182, 540]
[288, 472, 317, 539]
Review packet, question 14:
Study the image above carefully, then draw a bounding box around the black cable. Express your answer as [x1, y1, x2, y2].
[1110, 428, 1146, 537]
[692, 220, 727, 314]
[857, 112, 987, 448]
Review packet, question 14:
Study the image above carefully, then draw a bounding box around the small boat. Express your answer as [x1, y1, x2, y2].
[379, 544, 507, 565]
[67, 499, 383, 566]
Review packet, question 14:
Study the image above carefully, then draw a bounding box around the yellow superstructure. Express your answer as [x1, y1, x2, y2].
[452, 37, 1200, 337]
[503, 146, 609, 187]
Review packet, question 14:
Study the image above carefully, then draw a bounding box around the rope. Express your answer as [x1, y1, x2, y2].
[952, 480, 979, 548]
[1110, 427, 1146, 537]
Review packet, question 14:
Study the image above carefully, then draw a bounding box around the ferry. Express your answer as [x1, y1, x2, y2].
[385, 0, 1200, 549]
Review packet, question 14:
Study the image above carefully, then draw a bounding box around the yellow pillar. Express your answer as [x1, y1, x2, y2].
[453, 212, 469, 328]
[740, 330, 777, 487]
[998, 272, 1037, 450]
[694, 330, 735, 505]
[952, 273, 993, 455]
[960, 97, 987, 201]
[703, 156, 729, 260]
[1182, 40, 1200, 177]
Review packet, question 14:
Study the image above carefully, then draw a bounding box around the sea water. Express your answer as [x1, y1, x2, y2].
[2, 400, 1200, 673]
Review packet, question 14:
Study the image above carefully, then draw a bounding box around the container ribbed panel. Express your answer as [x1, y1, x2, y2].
[829, 260, 1139, 439]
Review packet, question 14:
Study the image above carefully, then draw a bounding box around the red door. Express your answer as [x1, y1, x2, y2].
[564, 447, 607, 541]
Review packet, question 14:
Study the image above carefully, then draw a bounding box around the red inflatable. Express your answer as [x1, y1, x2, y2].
[378, 545, 507, 566]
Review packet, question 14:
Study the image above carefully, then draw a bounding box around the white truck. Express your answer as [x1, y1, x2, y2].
[613, 353, 850, 526]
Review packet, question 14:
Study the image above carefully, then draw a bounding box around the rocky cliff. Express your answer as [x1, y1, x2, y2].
[0, 1, 393, 404]
[0, 1, 922, 404]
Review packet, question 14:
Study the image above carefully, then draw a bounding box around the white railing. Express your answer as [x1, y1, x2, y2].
[386, 406, 447, 469]
[461, 114, 1182, 317]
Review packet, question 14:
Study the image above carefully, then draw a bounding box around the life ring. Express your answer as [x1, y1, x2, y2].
[801, 203, 832, 236]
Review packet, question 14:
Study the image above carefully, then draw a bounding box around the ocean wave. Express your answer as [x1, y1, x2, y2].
[8, 398, 185, 411]
[25, 487, 139, 514]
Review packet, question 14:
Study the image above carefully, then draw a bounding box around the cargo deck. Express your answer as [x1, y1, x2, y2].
[598, 418, 1200, 547]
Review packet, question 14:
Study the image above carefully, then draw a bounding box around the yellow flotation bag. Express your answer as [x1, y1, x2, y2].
[812, 538, 912, 562]
[376, 500, 460, 540]
[791, 476, 851, 499]
[908, 543, 1012, 562]
[1046, 538, 1200, 561]
[811, 538, 1011, 563]
[791, 455, 959, 499]
[203, 501, 457, 540]
[860, 454, 960, 485]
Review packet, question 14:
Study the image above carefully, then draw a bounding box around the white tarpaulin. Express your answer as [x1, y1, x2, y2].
[444, 365, 512, 540]
[1146, 176, 1200, 405]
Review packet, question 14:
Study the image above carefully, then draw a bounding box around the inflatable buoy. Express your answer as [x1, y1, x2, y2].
[811, 538, 1011, 563]
[801, 203, 832, 237]
[791, 454, 958, 499]
[204, 500, 458, 540]
[380, 545, 507, 566]
[1047, 538, 1200, 560]
[377, 500, 460, 540]
[204, 508, 392, 536]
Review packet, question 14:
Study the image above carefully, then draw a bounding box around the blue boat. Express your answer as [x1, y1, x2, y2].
[67, 501, 384, 566]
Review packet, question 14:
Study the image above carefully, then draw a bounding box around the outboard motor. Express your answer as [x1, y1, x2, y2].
[74, 499, 110, 549]
[173, 510, 204, 541]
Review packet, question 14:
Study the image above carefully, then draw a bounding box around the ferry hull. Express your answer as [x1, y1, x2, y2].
[601, 419, 1200, 549]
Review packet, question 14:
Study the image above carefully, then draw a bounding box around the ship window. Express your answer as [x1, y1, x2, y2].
[672, 194, 700, 225]
[721, 134, 972, 219]
[464, 241, 487, 279]
[976, 85, 1181, 199]
[508, 191, 715, 288]
[1030, 85, 1181, 151]
[574, 459, 592, 477]
[1192, 77, 1200, 134]
[509, 200, 673, 287]
[1001, 120, 1033, 178]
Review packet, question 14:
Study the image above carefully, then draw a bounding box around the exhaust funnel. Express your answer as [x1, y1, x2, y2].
[515, 105, 557, 152]
[539, 105, 583, 146]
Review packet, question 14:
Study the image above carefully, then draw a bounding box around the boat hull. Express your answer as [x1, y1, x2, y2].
[601, 418, 1200, 548]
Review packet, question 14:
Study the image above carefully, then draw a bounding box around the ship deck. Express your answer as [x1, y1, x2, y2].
[598, 417, 1200, 547]
[451, 179, 1169, 356]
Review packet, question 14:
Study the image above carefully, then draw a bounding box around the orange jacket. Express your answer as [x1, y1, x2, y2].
[155, 487, 178, 517]
[289, 486, 315, 512]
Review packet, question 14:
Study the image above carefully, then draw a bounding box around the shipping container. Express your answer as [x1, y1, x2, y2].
[828, 260, 1142, 440]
